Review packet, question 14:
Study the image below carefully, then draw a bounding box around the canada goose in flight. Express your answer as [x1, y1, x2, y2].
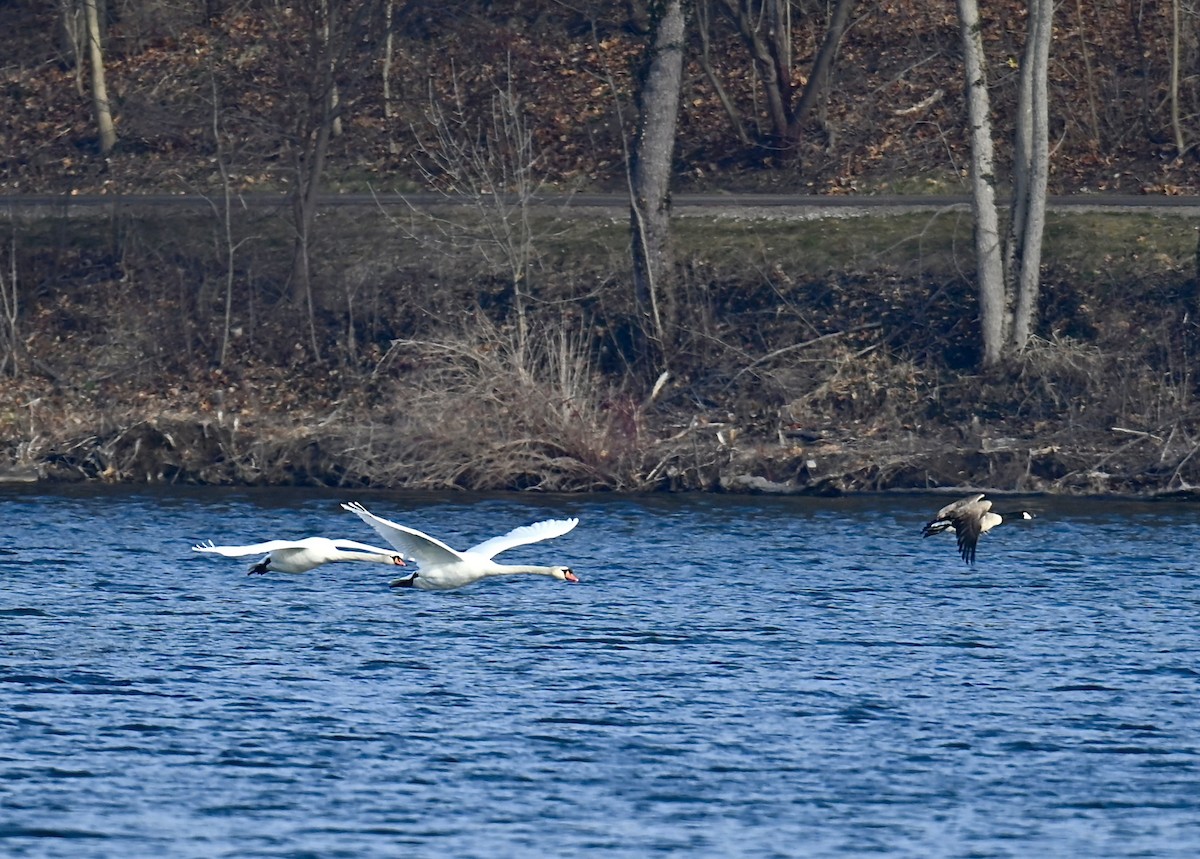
[921, 493, 1033, 564]
[192, 537, 406, 575]
[341, 501, 579, 590]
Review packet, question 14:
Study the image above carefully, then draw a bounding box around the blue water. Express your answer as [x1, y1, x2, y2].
[2, 487, 1199, 858]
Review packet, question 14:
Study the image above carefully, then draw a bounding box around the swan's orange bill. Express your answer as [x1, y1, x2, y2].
[565, 571, 579, 583]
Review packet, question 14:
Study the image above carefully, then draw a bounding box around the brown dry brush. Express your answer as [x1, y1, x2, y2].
[5, 202, 1200, 493]
[10, 261, 1200, 493]
[332, 313, 696, 492]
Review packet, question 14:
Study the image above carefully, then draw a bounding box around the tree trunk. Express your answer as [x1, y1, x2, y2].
[287, 0, 362, 332]
[720, 0, 856, 144]
[785, 0, 857, 141]
[382, 0, 394, 118]
[83, 0, 117, 154]
[629, 0, 685, 365]
[60, 0, 86, 96]
[696, 0, 750, 144]
[1009, 0, 1053, 351]
[0, 233, 20, 377]
[956, 0, 1005, 366]
[1169, 0, 1186, 156]
[290, 104, 333, 317]
[721, 0, 791, 139]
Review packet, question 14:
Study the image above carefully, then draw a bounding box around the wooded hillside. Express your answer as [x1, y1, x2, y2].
[2, 0, 1197, 197]
[1, 1, 1199, 495]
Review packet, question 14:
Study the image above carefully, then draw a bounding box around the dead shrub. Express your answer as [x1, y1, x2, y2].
[338, 314, 646, 491]
[782, 345, 928, 431]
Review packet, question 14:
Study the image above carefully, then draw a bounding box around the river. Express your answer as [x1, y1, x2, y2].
[2, 486, 1198, 857]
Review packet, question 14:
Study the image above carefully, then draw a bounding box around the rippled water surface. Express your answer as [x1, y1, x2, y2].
[2, 486, 1199, 857]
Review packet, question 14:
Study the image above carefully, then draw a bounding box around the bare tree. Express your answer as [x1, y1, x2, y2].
[60, 0, 86, 96]
[82, 0, 117, 153]
[278, 0, 379, 353]
[710, 0, 856, 144]
[956, 0, 1005, 366]
[629, 0, 685, 367]
[289, 1, 338, 314]
[0, 230, 19, 377]
[956, 0, 1054, 366]
[396, 70, 553, 369]
[695, 0, 749, 143]
[382, 0, 399, 153]
[204, 70, 252, 368]
[1007, 0, 1053, 351]
[1167, 0, 1196, 158]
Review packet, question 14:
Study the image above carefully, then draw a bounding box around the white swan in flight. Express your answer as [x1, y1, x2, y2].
[192, 537, 406, 575]
[921, 493, 1033, 564]
[341, 501, 579, 590]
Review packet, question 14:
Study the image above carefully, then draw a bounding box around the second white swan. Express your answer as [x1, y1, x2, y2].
[192, 537, 407, 575]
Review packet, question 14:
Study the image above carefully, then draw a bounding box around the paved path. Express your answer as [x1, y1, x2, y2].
[2, 192, 1198, 220]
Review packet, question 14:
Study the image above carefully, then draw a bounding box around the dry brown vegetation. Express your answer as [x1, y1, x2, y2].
[2, 203, 1198, 495]
[1, 1, 1200, 494]
[2, 0, 1198, 196]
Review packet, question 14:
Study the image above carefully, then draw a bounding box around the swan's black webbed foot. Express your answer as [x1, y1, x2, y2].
[390, 573, 418, 588]
[247, 559, 270, 575]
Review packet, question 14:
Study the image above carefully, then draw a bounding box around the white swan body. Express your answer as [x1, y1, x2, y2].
[192, 536, 406, 575]
[341, 501, 579, 590]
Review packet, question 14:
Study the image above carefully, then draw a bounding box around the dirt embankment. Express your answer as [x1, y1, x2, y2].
[3, 203, 1198, 499]
[5, 399, 1195, 499]
[2, 1, 1199, 496]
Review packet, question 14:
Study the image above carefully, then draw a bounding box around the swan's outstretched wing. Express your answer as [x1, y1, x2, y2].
[192, 537, 399, 558]
[326, 539, 407, 556]
[341, 502, 464, 567]
[192, 539, 305, 558]
[467, 518, 579, 560]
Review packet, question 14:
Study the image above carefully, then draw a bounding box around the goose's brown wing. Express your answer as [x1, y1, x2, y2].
[923, 494, 988, 539]
[934, 492, 986, 520]
[954, 515, 983, 564]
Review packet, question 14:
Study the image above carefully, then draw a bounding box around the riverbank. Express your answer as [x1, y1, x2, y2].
[1, 203, 1197, 498]
[3, 398, 1197, 499]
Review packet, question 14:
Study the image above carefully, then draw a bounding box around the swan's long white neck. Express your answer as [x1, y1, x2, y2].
[333, 550, 398, 564]
[487, 564, 561, 577]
